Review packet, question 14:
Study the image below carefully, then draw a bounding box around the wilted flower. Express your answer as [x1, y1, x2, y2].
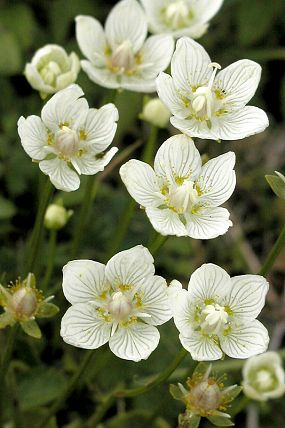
[60, 246, 172, 361]
[24, 44, 80, 99]
[0, 273, 59, 338]
[157, 37, 269, 141]
[120, 134, 235, 239]
[242, 352, 285, 401]
[140, 97, 171, 128]
[44, 200, 73, 230]
[170, 363, 242, 427]
[75, 0, 174, 92]
[18, 84, 118, 192]
[141, 0, 224, 39]
[172, 263, 269, 361]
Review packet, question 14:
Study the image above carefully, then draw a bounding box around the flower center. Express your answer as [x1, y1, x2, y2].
[40, 61, 62, 87]
[190, 380, 221, 413]
[10, 288, 38, 320]
[201, 303, 229, 335]
[256, 370, 274, 391]
[55, 126, 79, 157]
[110, 40, 135, 74]
[165, 1, 191, 29]
[108, 291, 133, 321]
[191, 62, 221, 121]
[167, 180, 199, 214]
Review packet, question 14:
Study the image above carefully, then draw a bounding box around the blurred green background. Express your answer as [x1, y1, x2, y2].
[0, 0, 285, 427]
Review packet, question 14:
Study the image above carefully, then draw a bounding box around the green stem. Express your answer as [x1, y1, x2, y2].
[259, 225, 285, 276]
[0, 325, 19, 426]
[42, 229, 57, 291]
[71, 176, 99, 259]
[26, 178, 53, 273]
[37, 350, 94, 428]
[116, 348, 188, 398]
[86, 394, 116, 427]
[142, 125, 158, 164]
[149, 234, 168, 256]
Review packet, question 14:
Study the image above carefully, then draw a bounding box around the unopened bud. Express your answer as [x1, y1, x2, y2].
[189, 380, 221, 412]
[10, 287, 38, 320]
[140, 98, 171, 128]
[44, 203, 73, 230]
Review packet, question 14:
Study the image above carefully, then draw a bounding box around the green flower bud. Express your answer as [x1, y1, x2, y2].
[44, 203, 73, 230]
[140, 98, 171, 128]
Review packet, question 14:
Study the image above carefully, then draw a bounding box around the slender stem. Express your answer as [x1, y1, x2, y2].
[149, 234, 168, 256]
[142, 125, 158, 164]
[259, 225, 285, 276]
[42, 229, 57, 291]
[26, 178, 53, 273]
[116, 348, 188, 398]
[71, 177, 99, 259]
[86, 394, 115, 427]
[0, 325, 19, 426]
[37, 350, 94, 428]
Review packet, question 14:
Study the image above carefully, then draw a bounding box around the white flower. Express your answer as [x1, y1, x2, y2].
[140, 0, 224, 39]
[140, 98, 171, 128]
[157, 37, 269, 141]
[24, 44, 80, 98]
[17, 85, 118, 192]
[242, 352, 285, 401]
[60, 246, 172, 361]
[172, 263, 269, 361]
[120, 134, 235, 239]
[75, 0, 174, 93]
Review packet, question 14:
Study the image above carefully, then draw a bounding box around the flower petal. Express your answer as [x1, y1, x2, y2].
[220, 319, 269, 359]
[139, 34, 174, 78]
[217, 106, 269, 140]
[120, 159, 162, 208]
[41, 84, 89, 132]
[170, 115, 219, 140]
[171, 37, 212, 92]
[82, 104, 119, 152]
[24, 63, 55, 94]
[146, 207, 187, 237]
[185, 207, 232, 239]
[140, 0, 165, 34]
[196, 152, 236, 207]
[192, 0, 224, 24]
[180, 332, 223, 361]
[120, 75, 157, 93]
[39, 158, 80, 192]
[109, 322, 160, 361]
[75, 15, 106, 65]
[154, 134, 202, 183]
[72, 147, 118, 175]
[62, 260, 107, 305]
[223, 275, 269, 320]
[138, 275, 172, 325]
[215, 60, 261, 109]
[17, 116, 48, 160]
[80, 60, 120, 89]
[105, 0, 147, 52]
[60, 302, 111, 349]
[105, 245, 155, 289]
[187, 263, 231, 301]
[172, 290, 194, 336]
[156, 72, 189, 119]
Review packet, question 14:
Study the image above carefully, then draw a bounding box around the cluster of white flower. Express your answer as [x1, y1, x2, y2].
[17, 0, 276, 368]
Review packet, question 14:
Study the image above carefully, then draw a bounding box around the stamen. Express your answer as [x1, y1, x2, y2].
[207, 62, 222, 89]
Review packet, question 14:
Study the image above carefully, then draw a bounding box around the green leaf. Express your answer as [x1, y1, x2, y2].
[0, 31, 22, 75]
[169, 384, 185, 401]
[0, 196, 16, 220]
[178, 413, 201, 428]
[207, 415, 234, 426]
[21, 320, 42, 339]
[37, 302, 60, 318]
[222, 385, 243, 402]
[265, 174, 285, 199]
[0, 312, 14, 329]
[17, 367, 67, 410]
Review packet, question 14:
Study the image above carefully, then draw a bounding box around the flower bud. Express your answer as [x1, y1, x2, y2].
[140, 98, 171, 128]
[24, 44, 80, 98]
[44, 203, 73, 230]
[242, 351, 285, 401]
[10, 287, 38, 320]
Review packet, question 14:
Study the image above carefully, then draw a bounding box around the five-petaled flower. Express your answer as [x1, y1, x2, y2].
[60, 246, 172, 361]
[157, 37, 269, 141]
[172, 263, 269, 361]
[18, 84, 118, 192]
[120, 134, 236, 239]
[141, 0, 224, 39]
[75, 0, 174, 92]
